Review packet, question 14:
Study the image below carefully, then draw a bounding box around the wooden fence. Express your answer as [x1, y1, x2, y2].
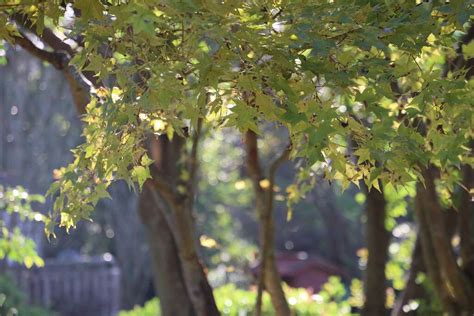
[7, 259, 120, 316]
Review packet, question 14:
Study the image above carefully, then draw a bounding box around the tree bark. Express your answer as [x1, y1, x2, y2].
[414, 182, 455, 314]
[460, 164, 474, 281]
[244, 131, 290, 316]
[138, 186, 195, 316]
[415, 166, 474, 314]
[146, 134, 220, 316]
[361, 183, 390, 316]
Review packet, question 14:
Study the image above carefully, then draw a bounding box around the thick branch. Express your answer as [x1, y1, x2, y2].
[12, 33, 68, 70]
[12, 13, 99, 87]
[12, 13, 76, 56]
[12, 32, 90, 114]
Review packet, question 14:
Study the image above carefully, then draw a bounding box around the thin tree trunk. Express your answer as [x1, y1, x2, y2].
[138, 187, 195, 316]
[166, 201, 219, 316]
[361, 183, 389, 316]
[244, 131, 291, 316]
[257, 190, 289, 316]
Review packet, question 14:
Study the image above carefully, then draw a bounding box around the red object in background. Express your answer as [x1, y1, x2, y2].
[251, 251, 347, 293]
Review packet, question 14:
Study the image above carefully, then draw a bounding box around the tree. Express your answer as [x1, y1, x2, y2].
[361, 183, 389, 316]
[1, 1, 473, 315]
[244, 130, 290, 316]
[2, 4, 216, 315]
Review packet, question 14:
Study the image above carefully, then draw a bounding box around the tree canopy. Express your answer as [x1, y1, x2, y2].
[1, 0, 472, 240]
[1, 1, 474, 315]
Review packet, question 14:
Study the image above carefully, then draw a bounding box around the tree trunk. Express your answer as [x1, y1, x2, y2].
[414, 182, 455, 313]
[257, 192, 291, 316]
[415, 166, 474, 314]
[138, 186, 195, 316]
[460, 164, 474, 281]
[146, 135, 220, 316]
[361, 183, 390, 316]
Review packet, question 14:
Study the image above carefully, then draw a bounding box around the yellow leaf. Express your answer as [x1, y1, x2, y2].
[95, 87, 109, 98]
[372, 180, 382, 193]
[24, 256, 33, 269]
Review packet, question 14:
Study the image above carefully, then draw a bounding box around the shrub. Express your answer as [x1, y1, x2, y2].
[0, 275, 54, 316]
[120, 277, 354, 316]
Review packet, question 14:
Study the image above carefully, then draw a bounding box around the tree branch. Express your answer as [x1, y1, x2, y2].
[11, 13, 76, 56]
[12, 31, 91, 114]
[185, 117, 203, 210]
[244, 130, 264, 187]
[12, 13, 99, 87]
[12, 32, 68, 70]
[268, 145, 290, 187]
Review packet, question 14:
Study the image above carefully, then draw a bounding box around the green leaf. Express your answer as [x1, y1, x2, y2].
[75, 0, 104, 20]
[132, 166, 151, 189]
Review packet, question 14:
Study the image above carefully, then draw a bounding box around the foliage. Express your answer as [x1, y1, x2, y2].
[1, 0, 472, 235]
[196, 128, 256, 273]
[416, 273, 443, 315]
[0, 185, 44, 268]
[383, 183, 417, 293]
[0, 275, 54, 316]
[120, 277, 355, 316]
[386, 223, 416, 292]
